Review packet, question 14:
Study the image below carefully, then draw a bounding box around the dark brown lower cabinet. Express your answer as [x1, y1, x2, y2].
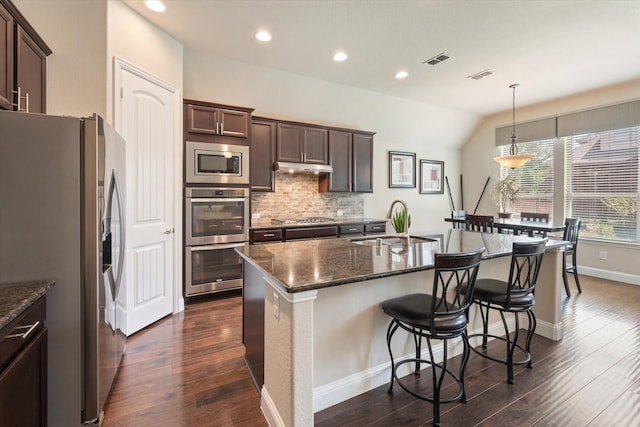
[0, 295, 47, 427]
[0, 327, 47, 427]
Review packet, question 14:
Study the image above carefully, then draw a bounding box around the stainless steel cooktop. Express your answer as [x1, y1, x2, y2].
[271, 217, 336, 225]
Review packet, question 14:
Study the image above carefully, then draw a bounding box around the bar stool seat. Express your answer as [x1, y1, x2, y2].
[470, 278, 535, 307]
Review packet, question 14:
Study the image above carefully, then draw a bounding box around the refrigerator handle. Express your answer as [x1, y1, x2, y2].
[112, 171, 125, 299]
[104, 170, 125, 299]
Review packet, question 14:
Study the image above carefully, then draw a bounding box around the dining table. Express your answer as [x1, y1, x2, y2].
[445, 216, 566, 236]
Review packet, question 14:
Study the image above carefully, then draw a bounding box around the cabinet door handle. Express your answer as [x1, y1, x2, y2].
[6, 321, 40, 340]
[25, 92, 29, 113]
[216, 122, 220, 134]
[11, 87, 23, 111]
[262, 233, 275, 237]
[220, 122, 224, 135]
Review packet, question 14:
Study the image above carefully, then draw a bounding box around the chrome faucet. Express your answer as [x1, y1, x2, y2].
[386, 199, 409, 236]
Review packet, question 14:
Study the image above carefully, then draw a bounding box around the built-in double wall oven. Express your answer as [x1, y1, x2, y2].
[184, 141, 250, 297]
[184, 186, 250, 297]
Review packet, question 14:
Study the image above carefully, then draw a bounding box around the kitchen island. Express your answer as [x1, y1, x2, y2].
[237, 229, 568, 426]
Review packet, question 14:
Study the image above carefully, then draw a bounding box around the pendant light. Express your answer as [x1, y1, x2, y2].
[494, 83, 532, 169]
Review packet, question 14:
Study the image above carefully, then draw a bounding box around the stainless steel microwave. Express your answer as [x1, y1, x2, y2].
[185, 141, 250, 185]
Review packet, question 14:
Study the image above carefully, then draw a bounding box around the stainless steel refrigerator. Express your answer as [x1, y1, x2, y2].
[0, 110, 126, 426]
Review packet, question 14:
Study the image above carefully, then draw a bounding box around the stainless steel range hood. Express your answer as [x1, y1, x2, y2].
[274, 161, 333, 174]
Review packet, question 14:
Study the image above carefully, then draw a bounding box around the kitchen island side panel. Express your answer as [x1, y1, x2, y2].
[242, 259, 265, 389]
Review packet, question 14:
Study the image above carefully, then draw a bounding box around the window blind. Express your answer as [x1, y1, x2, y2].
[499, 139, 555, 216]
[495, 117, 557, 146]
[558, 100, 640, 137]
[564, 126, 639, 242]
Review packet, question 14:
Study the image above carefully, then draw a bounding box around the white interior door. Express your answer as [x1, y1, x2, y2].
[115, 59, 180, 335]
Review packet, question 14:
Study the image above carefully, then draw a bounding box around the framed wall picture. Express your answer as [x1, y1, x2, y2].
[389, 151, 416, 188]
[420, 159, 444, 194]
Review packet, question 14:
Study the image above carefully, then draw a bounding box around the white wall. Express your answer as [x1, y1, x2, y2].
[462, 78, 640, 281]
[14, 0, 108, 117]
[106, 0, 183, 124]
[184, 51, 483, 232]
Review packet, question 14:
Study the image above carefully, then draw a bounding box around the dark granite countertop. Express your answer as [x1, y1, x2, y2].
[236, 228, 568, 293]
[250, 217, 388, 230]
[0, 280, 54, 329]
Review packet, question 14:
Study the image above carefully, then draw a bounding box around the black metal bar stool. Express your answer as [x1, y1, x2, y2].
[381, 248, 484, 426]
[562, 218, 582, 296]
[467, 239, 547, 384]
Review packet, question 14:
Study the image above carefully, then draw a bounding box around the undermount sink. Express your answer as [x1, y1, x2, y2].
[350, 234, 437, 246]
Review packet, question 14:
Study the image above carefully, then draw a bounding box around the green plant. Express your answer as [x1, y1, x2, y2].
[391, 208, 411, 233]
[492, 174, 520, 213]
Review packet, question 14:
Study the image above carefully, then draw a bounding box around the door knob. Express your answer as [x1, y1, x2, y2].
[163, 228, 175, 234]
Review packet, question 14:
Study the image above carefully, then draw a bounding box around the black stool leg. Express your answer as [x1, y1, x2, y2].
[414, 329, 421, 374]
[562, 254, 571, 297]
[386, 320, 398, 394]
[428, 337, 445, 427]
[460, 334, 470, 403]
[480, 304, 489, 348]
[525, 310, 536, 369]
[572, 251, 582, 293]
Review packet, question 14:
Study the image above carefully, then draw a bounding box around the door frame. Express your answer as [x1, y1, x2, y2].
[113, 56, 184, 315]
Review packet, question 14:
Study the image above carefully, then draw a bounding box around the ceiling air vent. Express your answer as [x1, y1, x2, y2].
[467, 69, 495, 80]
[423, 52, 450, 66]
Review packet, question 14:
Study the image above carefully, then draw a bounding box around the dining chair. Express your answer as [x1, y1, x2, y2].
[520, 212, 550, 237]
[465, 215, 494, 232]
[381, 248, 484, 426]
[520, 212, 550, 223]
[562, 218, 582, 296]
[467, 239, 547, 384]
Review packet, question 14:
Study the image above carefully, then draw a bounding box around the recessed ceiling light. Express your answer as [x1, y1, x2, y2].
[144, 0, 166, 13]
[256, 31, 272, 42]
[333, 51, 348, 62]
[394, 70, 409, 79]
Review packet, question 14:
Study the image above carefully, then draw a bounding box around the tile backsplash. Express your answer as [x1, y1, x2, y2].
[250, 174, 364, 219]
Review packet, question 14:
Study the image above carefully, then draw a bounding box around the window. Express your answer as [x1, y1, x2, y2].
[564, 127, 639, 242]
[499, 139, 555, 218]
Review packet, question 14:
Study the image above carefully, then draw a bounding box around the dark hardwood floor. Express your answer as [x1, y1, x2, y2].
[103, 276, 640, 426]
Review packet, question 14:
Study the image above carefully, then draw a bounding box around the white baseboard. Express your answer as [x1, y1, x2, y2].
[261, 386, 285, 427]
[535, 318, 563, 340]
[579, 266, 640, 286]
[312, 318, 515, 412]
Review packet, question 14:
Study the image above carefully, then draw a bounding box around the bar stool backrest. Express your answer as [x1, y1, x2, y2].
[430, 249, 484, 334]
[563, 218, 581, 247]
[506, 239, 547, 308]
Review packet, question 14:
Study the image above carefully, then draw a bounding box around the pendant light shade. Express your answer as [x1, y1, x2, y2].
[494, 84, 532, 169]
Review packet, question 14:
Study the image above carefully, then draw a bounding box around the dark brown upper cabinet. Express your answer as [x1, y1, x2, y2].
[352, 132, 374, 193]
[0, 0, 51, 113]
[276, 123, 328, 164]
[184, 99, 253, 144]
[250, 119, 276, 192]
[319, 130, 374, 193]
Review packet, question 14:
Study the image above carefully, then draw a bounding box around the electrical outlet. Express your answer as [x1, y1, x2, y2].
[273, 291, 280, 320]
[252, 213, 261, 219]
[337, 210, 344, 216]
[599, 251, 607, 260]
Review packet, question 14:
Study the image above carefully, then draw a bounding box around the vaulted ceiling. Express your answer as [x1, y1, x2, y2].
[123, 0, 640, 116]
